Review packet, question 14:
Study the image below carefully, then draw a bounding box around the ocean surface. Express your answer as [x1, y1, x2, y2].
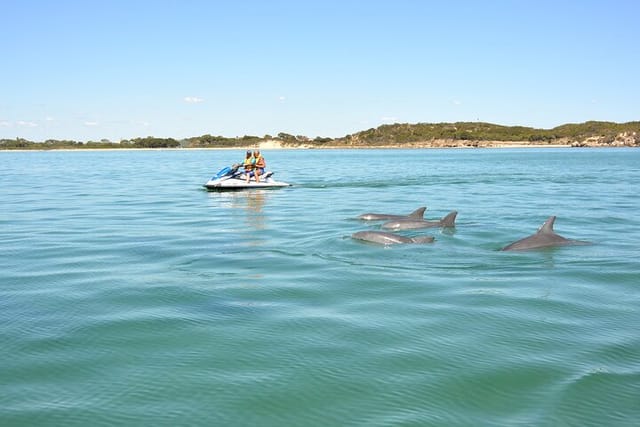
[1, 148, 639, 426]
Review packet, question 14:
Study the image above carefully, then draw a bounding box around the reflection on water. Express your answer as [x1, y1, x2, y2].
[208, 190, 268, 231]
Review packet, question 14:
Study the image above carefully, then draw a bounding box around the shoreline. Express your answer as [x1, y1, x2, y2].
[3, 140, 639, 152]
[0, 145, 620, 152]
[4, 121, 638, 151]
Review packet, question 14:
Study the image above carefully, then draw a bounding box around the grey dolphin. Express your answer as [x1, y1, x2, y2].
[357, 207, 426, 221]
[351, 230, 435, 245]
[501, 216, 590, 251]
[381, 211, 458, 231]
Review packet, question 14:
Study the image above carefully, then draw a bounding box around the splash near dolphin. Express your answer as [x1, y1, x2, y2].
[501, 216, 591, 251]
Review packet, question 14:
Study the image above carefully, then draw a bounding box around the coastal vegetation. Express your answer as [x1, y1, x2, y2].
[336, 121, 640, 147]
[0, 136, 180, 150]
[2, 121, 639, 150]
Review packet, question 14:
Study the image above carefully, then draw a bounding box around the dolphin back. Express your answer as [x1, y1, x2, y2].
[381, 210, 457, 230]
[501, 216, 590, 251]
[410, 236, 435, 244]
[352, 230, 434, 245]
[357, 206, 426, 221]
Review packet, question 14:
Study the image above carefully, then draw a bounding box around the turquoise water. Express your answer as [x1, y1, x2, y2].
[1, 148, 639, 426]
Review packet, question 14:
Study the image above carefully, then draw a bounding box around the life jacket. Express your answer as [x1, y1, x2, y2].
[243, 156, 254, 170]
[254, 154, 265, 169]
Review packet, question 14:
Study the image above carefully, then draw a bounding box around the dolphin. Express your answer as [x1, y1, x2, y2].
[501, 216, 590, 251]
[351, 230, 435, 245]
[357, 207, 426, 221]
[381, 211, 458, 231]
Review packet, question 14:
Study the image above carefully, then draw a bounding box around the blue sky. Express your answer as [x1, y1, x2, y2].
[1, 0, 638, 141]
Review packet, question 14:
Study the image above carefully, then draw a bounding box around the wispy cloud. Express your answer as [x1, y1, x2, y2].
[381, 116, 398, 123]
[452, 100, 462, 106]
[17, 120, 38, 127]
[184, 96, 204, 104]
[0, 120, 11, 127]
[278, 96, 286, 102]
[84, 121, 99, 127]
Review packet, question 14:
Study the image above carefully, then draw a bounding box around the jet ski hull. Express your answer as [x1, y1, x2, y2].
[203, 179, 291, 191]
[203, 170, 291, 191]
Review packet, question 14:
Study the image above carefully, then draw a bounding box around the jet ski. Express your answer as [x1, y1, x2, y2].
[203, 165, 291, 191]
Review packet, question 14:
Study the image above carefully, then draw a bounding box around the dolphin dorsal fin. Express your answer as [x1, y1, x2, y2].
[538, 216, 557, 234]
[440, 211, 458, 227]
[408, 207, 427, 219]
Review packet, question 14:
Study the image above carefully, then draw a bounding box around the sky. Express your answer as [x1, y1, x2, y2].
[1, 0, 639, 142]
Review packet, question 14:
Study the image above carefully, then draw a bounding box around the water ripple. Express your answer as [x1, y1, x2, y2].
[2, 149, 639, 426]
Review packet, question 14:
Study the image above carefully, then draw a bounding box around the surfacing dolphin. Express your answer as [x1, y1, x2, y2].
[501, 216, 590, 251]
[381, 211, 458, 231]
[357, 207, 426, 221]
[352, 231, 435, 245]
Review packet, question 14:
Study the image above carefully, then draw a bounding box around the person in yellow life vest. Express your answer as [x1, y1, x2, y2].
[243, 150, 254, 183]
[253, 150, 266, 183]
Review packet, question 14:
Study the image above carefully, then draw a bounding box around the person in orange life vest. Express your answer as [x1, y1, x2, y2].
[253, 150, 266, 183]
[243, 150, 254, 183]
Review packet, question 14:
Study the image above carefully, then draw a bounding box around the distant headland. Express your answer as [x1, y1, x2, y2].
[2, 120, 639, 150]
